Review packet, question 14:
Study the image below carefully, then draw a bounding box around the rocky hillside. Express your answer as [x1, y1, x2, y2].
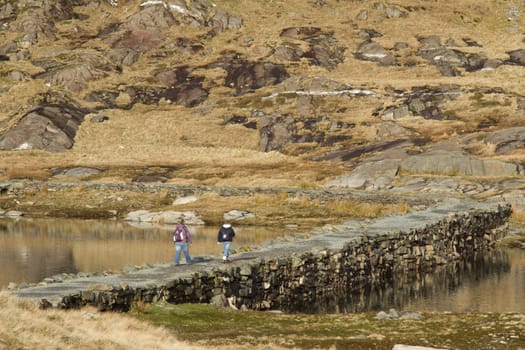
[1, 0, 525, 190]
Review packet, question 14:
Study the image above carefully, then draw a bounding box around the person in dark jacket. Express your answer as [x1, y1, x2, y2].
[217, 221, 235, 263]
[173, 218, 192, 265]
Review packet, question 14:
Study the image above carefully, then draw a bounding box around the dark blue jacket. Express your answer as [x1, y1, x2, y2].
[218, 224, 235, 242]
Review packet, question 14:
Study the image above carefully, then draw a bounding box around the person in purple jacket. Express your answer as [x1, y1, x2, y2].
[173, 218, 192, 265]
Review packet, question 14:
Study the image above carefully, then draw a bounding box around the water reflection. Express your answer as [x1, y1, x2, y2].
[1, 217, 524, 314]
[290, 248, 525, 314]
[0, 217, 290, 288]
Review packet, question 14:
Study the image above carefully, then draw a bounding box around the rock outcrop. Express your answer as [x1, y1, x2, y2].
[0, 104, 88, 151]
[1, 0, 525, 214]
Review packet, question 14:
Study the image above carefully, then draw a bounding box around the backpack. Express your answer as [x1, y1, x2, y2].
[173, 225, 185, 242]
[220, 227, 234, 241]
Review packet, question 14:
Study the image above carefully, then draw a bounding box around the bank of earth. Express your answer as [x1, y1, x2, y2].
[0, 180, 423, 227]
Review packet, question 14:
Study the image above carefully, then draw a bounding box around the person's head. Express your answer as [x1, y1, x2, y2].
[179, 218, 185, 225]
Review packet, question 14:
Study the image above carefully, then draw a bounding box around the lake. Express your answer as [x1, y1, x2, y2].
[1, 217, 524, 313]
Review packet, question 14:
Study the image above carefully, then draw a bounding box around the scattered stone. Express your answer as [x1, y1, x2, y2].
[5, 211, 24, 217]
[173, 195, 198, 205]
[507, 49, 525, 66]
[35, 64, 107, 92]
[90, 114, 109, 123]
[122, 264, 139, 273]
[381, 105, 410, 120]
[210, 294, 229, 308]
[278, 27, 345, 70]
[392, 345, 447, 350]
[400, 311, 423, 320]
[8, 70, 30, 81]
[52, 167, 101, 178]
[124, 210, 204, 225]
[224, 61, 289, 96]
[355, 9, 368, 21]
[375, 309, 400, 320]
[132, 175, 168, 183]
[355, 41, 396, 66]
[81, 311, 100, 320]
[327, 173, 366, 189]
[224, 209, 255, 222]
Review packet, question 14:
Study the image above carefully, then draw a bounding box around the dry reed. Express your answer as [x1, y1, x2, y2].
[0, 292, 203, 350]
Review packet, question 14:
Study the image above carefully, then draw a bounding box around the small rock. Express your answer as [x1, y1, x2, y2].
[210, 294, 229, 308]
[173, 195, 198, 205]
[224, 209, 255, 222]
[392, 345, 447, 350]
[90, 114, 109, 123]
[400, 311, 423, 320]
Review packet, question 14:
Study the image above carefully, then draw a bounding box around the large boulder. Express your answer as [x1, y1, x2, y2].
[124, 210, 204, 225]
[278, 27, 345, 70]
[257, 112, 353, 153]
[399, 150, 523, 177]
[355, 41, 396, 66]
[258, 114, 296, 152]
[123, 80, 209, 107]
[303, 32, 346, 70]
[34, 64, 107, 92]
[225, 61, 289, 96]
[0, 104, 88, 152]
[8, 0, 76, 46]
[380, 85, 461, 121]
[325, 159, 400, 189]
[415, 35, 501, 75]
[481, 126, 525, 154]
[507, 49, 525, 66]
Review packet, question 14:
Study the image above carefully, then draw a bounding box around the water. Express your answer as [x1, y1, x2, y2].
[0, 217, 291, 288]
[1, 217, 524, 314]
[398, 248, 525, 313]
[308, 248, 525, 314]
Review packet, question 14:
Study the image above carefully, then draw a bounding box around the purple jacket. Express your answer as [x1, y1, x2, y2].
[173, 224, 192, 244]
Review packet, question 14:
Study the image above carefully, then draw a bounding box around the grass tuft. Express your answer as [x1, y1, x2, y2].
[5, 168, 52, 181]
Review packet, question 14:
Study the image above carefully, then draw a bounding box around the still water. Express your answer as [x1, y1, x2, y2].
[0, 217, 290, 288]
[1, 217, 524, 313]
[311, 248, 525, 314]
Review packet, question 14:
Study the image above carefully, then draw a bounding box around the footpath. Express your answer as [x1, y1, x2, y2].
[10, 197, 511, 310]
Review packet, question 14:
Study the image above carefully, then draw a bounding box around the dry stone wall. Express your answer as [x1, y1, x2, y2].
[49, 203, 511, 312]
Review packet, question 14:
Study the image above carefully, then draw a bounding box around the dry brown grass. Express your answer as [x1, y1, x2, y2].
[326, 200, 410, 218]
[4, 167, 52, 181]
[510, 206, 525, 226]
[0, 292, 205, 350]
[1, 182, 409, 225]
[169, 191, 410, 227]
[1, 0, 524, 186]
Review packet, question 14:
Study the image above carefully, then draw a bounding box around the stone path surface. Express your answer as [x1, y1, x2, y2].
[12, 198, 507, 307]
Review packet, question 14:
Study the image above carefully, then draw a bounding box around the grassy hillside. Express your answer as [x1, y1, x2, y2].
[0, 0, 524, 188]
[0, 0, 523, 222]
